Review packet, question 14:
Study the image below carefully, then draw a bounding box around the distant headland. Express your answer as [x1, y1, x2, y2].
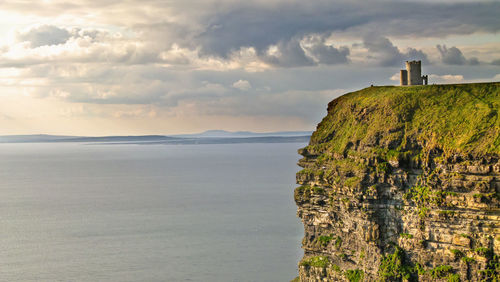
[0, 130, 312, 145]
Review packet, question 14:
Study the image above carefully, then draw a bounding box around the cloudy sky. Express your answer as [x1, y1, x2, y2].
[0, 0, 499, 135]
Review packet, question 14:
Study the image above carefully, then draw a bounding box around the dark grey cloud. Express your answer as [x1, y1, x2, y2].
[468, 57, 480, 65]
[406, 48, 430, 65]
[437, 45, 479, 65]
[437, 45, 466, 64]
[17, 25, 71, 48]
[363, 36, 429, 66]
[363, 36, 404, 66]
[302, 35, 350, 65]
[260, 38, 315, 67]
[180, 1, 500, 59]
[236, 32, 351, 67]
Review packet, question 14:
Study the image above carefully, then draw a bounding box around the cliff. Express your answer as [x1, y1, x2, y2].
[295, 82, 500, 281]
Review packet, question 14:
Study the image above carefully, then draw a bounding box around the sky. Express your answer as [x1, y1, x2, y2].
[0, 0, 499, 135]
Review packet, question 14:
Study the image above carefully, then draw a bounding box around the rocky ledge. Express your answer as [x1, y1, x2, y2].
[294, 83, 500, 281]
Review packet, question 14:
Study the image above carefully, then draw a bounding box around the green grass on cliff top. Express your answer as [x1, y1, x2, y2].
[310, 82, 500, 155]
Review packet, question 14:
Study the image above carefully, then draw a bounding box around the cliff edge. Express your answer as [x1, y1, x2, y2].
[295, 82, 500, 281]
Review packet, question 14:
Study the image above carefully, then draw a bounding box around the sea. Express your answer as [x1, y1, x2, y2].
[0, 142, 305, 282]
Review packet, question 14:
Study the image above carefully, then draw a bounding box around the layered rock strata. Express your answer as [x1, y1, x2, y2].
[295, 83, 500, 281]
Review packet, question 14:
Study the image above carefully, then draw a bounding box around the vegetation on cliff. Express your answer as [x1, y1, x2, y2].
[309, 82, 500, 156]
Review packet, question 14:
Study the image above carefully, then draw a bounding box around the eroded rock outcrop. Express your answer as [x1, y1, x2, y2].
[295, 83, 500, 281]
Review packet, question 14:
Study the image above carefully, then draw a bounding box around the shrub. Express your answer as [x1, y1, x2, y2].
[475, 247, 493, 259]
[400, 233, 414, 239]
[450, 249, 464, 258]
[317, 235, 333, 246]
[300, 256, 330, 268]
[335, 236, 343, 248]
[461, 256, 476, 263]
[446, 273, 461, 282]
[345, 269, 364, 282]
[430, 265, 454, 279]
[331, 264, 341, 273]
[378, 246, 414, 280]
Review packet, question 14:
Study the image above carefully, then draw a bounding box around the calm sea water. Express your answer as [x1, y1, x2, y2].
[0, 142, 304, 282]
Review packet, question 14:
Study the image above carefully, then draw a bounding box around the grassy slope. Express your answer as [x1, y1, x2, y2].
[309, 82, 500, 156]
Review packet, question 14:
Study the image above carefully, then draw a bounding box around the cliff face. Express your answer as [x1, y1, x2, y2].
[295, 83, 500, 281]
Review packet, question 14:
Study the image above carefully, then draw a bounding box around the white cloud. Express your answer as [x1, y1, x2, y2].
[429, 74, 464, 84]
[390, 72, 400, 81]
[232, 80, 252, 91]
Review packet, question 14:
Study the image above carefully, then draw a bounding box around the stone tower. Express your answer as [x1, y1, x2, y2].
[400, 60, 428, 86]
[400, 70, 408, 86]
[406, 60, 422, 85]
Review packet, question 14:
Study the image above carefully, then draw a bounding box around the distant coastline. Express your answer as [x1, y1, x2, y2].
[0, 130, 312, 145]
